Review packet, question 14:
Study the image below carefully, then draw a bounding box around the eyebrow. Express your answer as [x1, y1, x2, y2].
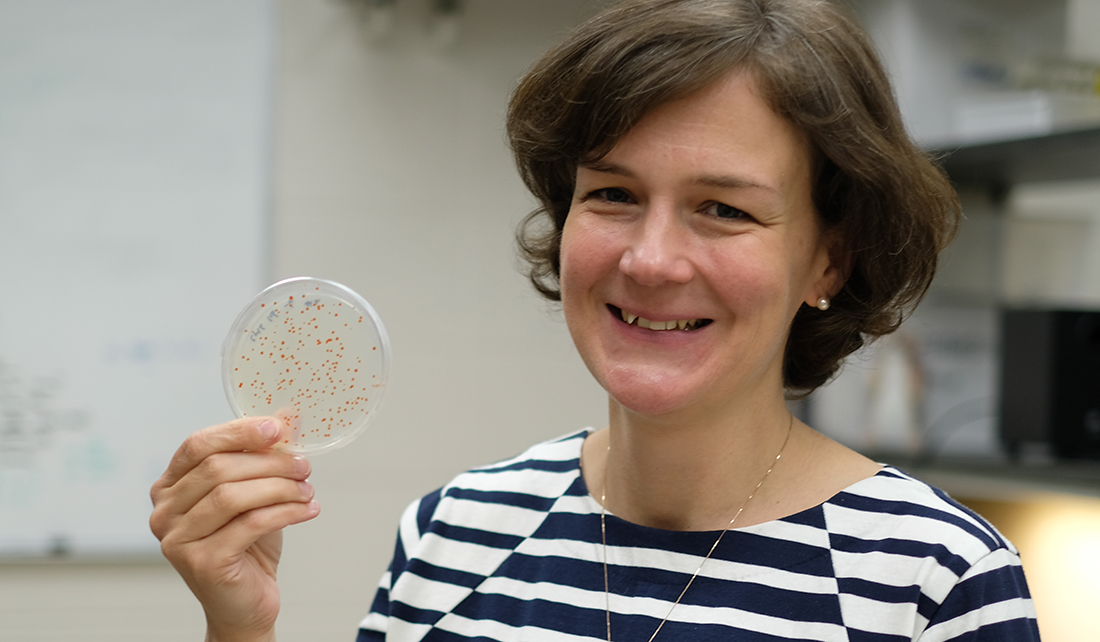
[579, 161, 779, 195]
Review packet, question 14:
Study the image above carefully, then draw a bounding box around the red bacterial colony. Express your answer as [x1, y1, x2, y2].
[228, 291, 383, 451]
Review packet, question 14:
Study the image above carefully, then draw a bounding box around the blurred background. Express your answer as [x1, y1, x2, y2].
[0, 0, 1097, 640]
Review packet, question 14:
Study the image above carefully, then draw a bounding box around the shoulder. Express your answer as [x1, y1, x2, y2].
[823, 465, 1015, 562]
[819, 468, 1038, 639]
[396, 429, 591, 546]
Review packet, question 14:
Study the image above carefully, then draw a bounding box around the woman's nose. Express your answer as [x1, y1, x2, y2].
[618, 206, 693, 286]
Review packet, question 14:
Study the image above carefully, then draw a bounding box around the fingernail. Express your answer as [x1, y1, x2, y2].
[298, 481, 314, 498]
[307, 500, 321, 515]
[258, 420, 278, 440]
[292, 455, 309, 476]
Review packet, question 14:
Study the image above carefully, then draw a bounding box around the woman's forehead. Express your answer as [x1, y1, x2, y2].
[595, 69, 814, 195]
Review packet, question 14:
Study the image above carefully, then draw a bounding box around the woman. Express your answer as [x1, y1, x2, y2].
[150, 1, 1039, 640]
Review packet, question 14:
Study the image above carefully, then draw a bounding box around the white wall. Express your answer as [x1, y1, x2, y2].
[270, 1, 608, 639]
[0, 1, 608, 640]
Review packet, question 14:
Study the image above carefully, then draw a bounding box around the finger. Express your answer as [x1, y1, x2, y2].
[164, 450, 311, 518]
[156, 417, 284, 489]
[167, 499, 319, 581]
[215, 499, 321, 555]
[168, 476, 316, 544]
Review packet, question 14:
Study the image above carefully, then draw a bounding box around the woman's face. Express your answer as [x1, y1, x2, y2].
[560, 69, 841, 419]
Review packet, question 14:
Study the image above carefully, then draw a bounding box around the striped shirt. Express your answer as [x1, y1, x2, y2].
[358, 430, 1039, 641]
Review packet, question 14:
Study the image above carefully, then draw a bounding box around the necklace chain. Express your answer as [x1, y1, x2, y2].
[599, 415, 794, 642]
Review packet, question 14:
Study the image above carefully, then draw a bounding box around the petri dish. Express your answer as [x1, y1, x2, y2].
[222, 277, 390, 455]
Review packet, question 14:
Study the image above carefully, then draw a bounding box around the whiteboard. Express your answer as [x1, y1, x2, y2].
[0, 0, 272, 556]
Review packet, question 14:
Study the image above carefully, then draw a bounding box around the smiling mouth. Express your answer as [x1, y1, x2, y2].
[609, 305, 712, 332]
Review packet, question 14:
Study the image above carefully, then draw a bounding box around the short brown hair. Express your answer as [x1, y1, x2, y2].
[507, 0, 960, 395]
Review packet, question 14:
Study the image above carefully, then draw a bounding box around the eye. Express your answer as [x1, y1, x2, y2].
[591, 187, 633, 204]
[704, 201, 753, 221]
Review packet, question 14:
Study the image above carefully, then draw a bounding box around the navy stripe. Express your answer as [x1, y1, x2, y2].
[529, 511, 835, 577]
[471, 457, 580, 475]
[782, 504, 827, 529]
[830, 491, 1001, 552]
[836, 576, 920, 605]
[932, 562, 1031, 623]
[886, 467, 1009, 551]
[417, 489, 443, 537]
[488, 550, 844, 624]
[845, 628, 910, 642]
[563, 473, 593, 496]
[443, 487, 559, 512]
[390, 600, 447, 627]
[940, 616, 1041, 642]
[367, 585, 390, 625]
[828, 533, 971, 577]
[917, 590, 940, 621]
[405, 559, 487, 590]
[452, 592, 605, 637]
[451, 590, 828, 642]
[427, 521, 526, 550]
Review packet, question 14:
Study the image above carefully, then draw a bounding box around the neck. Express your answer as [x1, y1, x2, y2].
[590, 395, 796, 532]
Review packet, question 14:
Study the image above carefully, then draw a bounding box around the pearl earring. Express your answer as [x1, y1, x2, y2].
[816, 297, 830, 311]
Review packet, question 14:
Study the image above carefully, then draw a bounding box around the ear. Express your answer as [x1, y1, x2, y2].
[804, 231, 852, 308]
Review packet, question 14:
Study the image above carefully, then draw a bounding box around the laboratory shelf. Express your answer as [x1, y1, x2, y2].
[876, 454, 1100, 501]
[932, 125, 1100, 190]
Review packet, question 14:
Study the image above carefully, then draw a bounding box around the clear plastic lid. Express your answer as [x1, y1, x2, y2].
[222, 277, 390, 455]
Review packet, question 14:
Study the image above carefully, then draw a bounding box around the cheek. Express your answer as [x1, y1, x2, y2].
[705, 243, 792, 308]
[559, 214, 611, 298]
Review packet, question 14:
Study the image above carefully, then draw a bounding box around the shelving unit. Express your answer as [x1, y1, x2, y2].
[934, 125, 1100, 193]
[910, 124, 1100, 499]
[878, 454, 1100, 501]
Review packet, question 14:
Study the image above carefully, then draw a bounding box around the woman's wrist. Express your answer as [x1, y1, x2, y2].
[205, 625, 276, 642]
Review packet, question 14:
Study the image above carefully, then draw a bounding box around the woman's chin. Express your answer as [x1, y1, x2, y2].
[601, 372, 704, 420]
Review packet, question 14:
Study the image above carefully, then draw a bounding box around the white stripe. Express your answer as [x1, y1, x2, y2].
[848, 473, 1003, 544]
[416, 531, 515, 576]
[824, 501, 994, 563]
[610, 592, 849, 641]
[357, 610, 387, 634]
[384, 618, 436, 642]
[740, 515, 833, 549]
[830, 548, 961, 602]
[836, 592, 925, 637]
[551, 493, 605, 516]
[435, 495, 549, 537]
[450, 467, 578, 497]
[475, 574, 607, 611]
[472, 431, 590, 470]
[966, 546, 1026, 576]
[919, 597, 1037, 642]
[390, 570, 486, 614]
[510, 535, 841, 595]
[431, 612, 602, 642]
[472, 574, 848, 640]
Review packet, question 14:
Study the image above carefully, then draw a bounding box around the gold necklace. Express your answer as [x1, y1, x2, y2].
[599, 415, 793, 642]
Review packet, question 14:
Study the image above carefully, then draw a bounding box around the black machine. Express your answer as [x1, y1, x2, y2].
[1000, 309, 1100, 460]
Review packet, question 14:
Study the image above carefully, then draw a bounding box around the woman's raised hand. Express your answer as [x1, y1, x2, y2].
[149, 417, 320, 642]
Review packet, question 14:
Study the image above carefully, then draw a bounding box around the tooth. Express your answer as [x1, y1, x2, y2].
[637, 317, 651, 329]
[625, 312, 638, 325]
[677, 319, 688, 330]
